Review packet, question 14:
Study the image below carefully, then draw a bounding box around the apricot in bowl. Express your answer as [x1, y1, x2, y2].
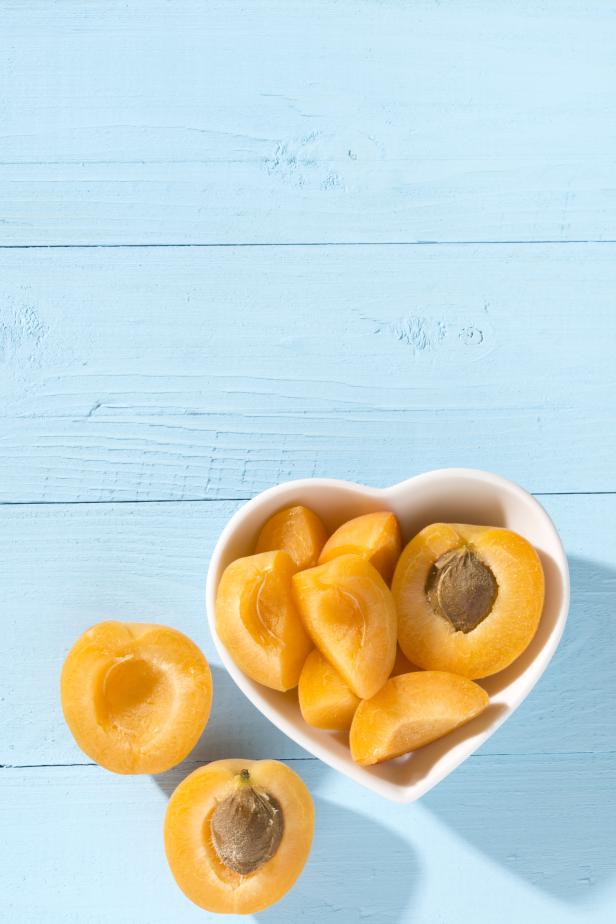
[61, 620, 212, 774]
[256, 504, 328, 570]
[164, 758, 314, 914]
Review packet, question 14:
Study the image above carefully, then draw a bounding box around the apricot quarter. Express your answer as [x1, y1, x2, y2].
[216, 550, 312, 691]
[350, 671, 489, 766]
[292, 553, 397, 699]
[255, 505, 328, 570]
[164, 758, 314, 914]
[61, 621, 212, 774]
[393, 523, 545, 678]
[298, 649, 360, 731]
[318, 511, 402, 583]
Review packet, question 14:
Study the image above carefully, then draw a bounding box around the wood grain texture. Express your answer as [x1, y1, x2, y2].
[2, 494, 614, 767]
[1, 0, 615, 245]
[1, 244, 615, 503]
[2, 756, 614, 923]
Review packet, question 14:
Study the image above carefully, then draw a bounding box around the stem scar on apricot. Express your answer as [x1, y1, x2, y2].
[425, 547, 498, 633]
[210, 769, 284, 875]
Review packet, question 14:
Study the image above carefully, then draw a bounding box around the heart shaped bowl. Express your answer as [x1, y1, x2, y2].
[206, 469, 569, 802]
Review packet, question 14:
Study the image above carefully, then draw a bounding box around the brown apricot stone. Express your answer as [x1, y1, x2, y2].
[393, 523, 545, 678]
[255, 505, 328, 570]
[350, 671, 489, 766]
[318, 511, 401, 583]
[216, 550, 312, 691]
[292, 554, 397, 699]
[164, 759, 314, 914]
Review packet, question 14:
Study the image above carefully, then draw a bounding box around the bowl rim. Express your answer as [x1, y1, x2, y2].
[205, 468, 570, 802]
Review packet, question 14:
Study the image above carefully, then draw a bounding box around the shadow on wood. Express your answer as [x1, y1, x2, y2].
[424, 556, 616, 903]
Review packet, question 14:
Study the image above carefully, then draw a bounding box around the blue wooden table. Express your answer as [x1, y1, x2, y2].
[2, 2, 615, 921]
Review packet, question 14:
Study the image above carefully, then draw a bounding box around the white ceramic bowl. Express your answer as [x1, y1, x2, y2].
[206, 469, 569, 802]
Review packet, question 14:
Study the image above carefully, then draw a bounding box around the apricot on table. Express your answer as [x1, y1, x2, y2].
[350, 670, 489, 766]
[255, 505, 328, 570]
[318, 511, 402, 583]
[61, 621, 212, 774]
[216, 550, 312, 691]
[164, 758, 314, 914]
[393, 523, 545, 679]
[292, 553, 396, 699]
[298, 649, 360, 731]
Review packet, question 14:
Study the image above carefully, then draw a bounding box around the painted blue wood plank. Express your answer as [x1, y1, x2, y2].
[1, 244, 615, 502]
[2, 493, 614, 767]
[2, 756, 614, 923]
[1, 0, 615, 244]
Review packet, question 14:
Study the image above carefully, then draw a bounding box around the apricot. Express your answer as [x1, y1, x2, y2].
[255, 505, 328, 570]
[390, 645, 417, 676]
[318, 510, 402, 583]
[393, 523, 545, 679]
[292, 554, 396, 699]
[350, 671, 489, 766]
[164, 759, 314, 914]
[61, 621, 212, 774]
[216, 550, 312, 691]
[298, 649, 360, 731]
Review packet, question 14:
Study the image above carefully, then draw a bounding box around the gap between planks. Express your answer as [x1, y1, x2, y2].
[1, 240, 616, 250]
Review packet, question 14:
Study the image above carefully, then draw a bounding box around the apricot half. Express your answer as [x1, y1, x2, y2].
[61, 621, 212, 774]
[216, 550, 312, 691]
[298, 649, 360, 731]
[393, 523, 545, 678]
[350, 671, 489, 766]
[255, 505, 328, 570]
[318, 511, 402, 583]
[164, 759, 314, 914]
[292, 554, 396, 699]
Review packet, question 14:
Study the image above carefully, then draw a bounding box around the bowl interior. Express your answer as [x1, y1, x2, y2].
[206, 470, 569, 801]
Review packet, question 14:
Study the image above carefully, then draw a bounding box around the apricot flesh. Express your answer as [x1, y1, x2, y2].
[255, 505, 328, 570]
[216, 550, 312, 691]
[318, 511, 402, 583]
[292, 553, 397, 699]
[61, 621, 212, 774]
[298, 649, 360, 731]
[164, 758, 314, 914]
[393, 523, 545, 678]
[350, 671, 489, 766]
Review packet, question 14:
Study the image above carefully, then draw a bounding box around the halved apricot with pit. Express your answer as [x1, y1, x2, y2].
[255, 505, 328, 570]
[164, 758, 314, 914]
[350, 671, 489, 766]
[393, 523, 545, 678]
[61, 621, 212, 774]
[292, 554, 396, 699]
[298, 649, 360, 731]
[318, 511, 401, 583]
[216, 550, 312, 691]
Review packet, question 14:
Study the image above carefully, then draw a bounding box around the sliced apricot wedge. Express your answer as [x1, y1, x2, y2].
[164, 758, 314, 914]
[318, 510, 401, 582]
[292, 553, 396, 699]
[61, 621, 212, 774]
[393, 522, 545, 678]
[255, 505, 328, 570]
[298, 649, 360, 731]
[216, 550, 312, 691]
[350, 671, 489, 766]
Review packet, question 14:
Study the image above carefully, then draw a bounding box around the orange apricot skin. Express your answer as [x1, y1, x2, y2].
[292, 554, 397, 699]
[164, 758, 314, 915]
[298, 649, 360, 731]
[216, 550, 312, 691]
[318, 511, 402, 583]
[392, 523, 545, 679]
[350, 671, 489, 766]
[255, 505, 328, 570]
[60, 621, 212, 774]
